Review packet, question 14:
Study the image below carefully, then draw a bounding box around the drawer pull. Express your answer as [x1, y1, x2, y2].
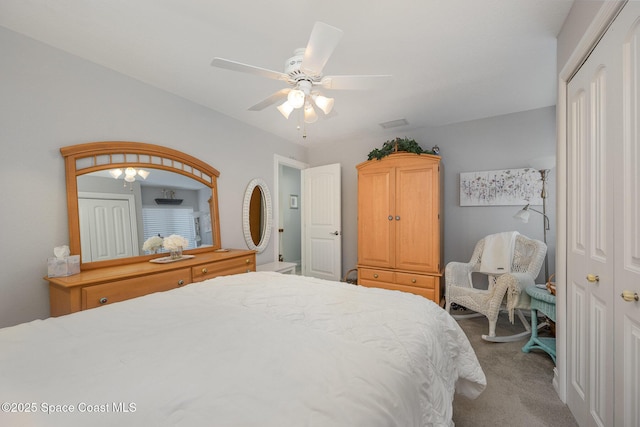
[177, 279, 185, 286]
[245, 259, 251, 264]
[202, 268, 208, 274]
[373, 274, 379, 278]
[411, 278, 417, 283]
[99, 297, 108, 304]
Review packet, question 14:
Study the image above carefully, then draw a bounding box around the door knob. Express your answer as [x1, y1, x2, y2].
[621, 290, 639, 302]
[330, 231, 339, 235]
[388, 215, 393, 221]
[395, 216, 400, 220]
[586, 274, 599, 283]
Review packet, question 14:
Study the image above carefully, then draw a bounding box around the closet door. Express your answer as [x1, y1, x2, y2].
[566, 10, 617, 427]
[567, 3, 640, 426]
[615, 11, 640, 426]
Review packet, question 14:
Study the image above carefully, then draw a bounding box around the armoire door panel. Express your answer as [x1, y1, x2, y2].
[357, 167, 395, 267]
[395, 165, 439, 272]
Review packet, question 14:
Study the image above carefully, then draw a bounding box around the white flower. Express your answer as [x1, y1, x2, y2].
[142, 235, 164, 252]
[163, 234, 188, 251]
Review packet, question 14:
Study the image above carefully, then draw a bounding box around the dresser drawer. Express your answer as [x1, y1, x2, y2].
[192, 254, 256, 282]
[82, 268, 191, 309]
[395, 272, 436, 289]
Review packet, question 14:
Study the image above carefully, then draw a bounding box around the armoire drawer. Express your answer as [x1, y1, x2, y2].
[395, 272, 436, 289]
[192, 254, 256, 282]
[358, 268, 395, 283]
[82, 268, 191, 309]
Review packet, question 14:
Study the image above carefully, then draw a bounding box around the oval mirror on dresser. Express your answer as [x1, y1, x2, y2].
[242, 178, 272, 253]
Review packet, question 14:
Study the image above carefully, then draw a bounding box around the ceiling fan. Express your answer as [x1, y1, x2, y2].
[211, 22, 391, 124]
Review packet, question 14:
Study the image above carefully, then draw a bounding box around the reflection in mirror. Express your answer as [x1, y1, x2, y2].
[77, 169, 213, 262]
[249, 187, 263, 246]
[242, 178, 272, 253]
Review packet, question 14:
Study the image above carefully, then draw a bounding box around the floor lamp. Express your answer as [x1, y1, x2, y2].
[514, 156, 555, 282]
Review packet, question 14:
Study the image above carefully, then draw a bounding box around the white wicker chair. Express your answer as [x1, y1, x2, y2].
[445, 234, 547, 342]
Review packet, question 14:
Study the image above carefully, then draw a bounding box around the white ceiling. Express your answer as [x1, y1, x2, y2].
[0, 0, 574, 145]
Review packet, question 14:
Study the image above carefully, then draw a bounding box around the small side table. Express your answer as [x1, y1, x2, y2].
[522, 285, 556, 364]
[257, 261, 297, 275]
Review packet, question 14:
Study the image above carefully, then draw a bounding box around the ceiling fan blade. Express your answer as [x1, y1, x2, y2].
[300, 22, 344, 77]
[248, 89, 291, 111]
[211, 57, 289, 81]
[320, 75, 392, 90]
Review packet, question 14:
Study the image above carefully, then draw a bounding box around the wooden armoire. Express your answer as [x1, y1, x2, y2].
[356, 152, 442, 304]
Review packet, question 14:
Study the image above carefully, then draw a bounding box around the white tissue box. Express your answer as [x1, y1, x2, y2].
[47, 255, 80, 277]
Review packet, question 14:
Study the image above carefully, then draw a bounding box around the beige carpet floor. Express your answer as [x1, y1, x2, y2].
[451, 308, 578, 427]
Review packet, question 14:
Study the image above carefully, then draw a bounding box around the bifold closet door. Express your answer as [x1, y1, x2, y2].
[566, 2, 640, 426]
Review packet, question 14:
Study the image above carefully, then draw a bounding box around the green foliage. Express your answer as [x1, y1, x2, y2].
[367, 137, 435, 160]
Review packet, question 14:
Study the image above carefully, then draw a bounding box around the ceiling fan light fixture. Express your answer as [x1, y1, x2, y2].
[277, 101, 294, 119]
[304, 103, 318, 123]
[312, 93, 334, 114]
[137, 169, 150, 180]
[109, 168, 123, 179]
[287, 89, 306, 109]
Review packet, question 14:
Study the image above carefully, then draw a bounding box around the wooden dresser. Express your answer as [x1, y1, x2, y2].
[47, 249, 256, 316]
[356, 153, 443, 304]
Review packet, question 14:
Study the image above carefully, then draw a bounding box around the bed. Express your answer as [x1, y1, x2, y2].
[0, 272, 485, 426]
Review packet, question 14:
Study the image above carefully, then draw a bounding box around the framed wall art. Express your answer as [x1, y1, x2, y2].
[289, 194, 299, 209]
[459, 168, 543, 206]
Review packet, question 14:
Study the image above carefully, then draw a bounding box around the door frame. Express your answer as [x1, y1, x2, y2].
[273, 155, 309, 265]
[556, 0, 626, 402]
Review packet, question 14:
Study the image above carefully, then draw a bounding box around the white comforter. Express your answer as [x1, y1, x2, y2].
[0, 272, 485, 427]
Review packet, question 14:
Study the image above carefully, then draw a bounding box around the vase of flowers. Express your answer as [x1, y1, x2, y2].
[142, 235, 164, 254]
[163, 234, 189, 260]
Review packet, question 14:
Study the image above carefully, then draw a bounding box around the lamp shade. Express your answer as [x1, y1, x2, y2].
[530, 156, 556, 171]
[304, 103, 318, 123]
[287, 89, 305, 109]
[312, 94, 334, 114]
[514, 207, 531, 223]
[109, 168, 123, 179]
[137, 169, 150, 179]
[277, 101, 294, 119]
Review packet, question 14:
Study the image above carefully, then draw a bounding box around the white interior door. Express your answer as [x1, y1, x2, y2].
[301, 163, 341, 280]
[566, 3, 640, 426]
[78, 195, 139, 262]
[614, 6, 640, 425]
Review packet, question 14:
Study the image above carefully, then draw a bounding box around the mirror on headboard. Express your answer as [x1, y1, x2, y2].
[62, 141, 222, 270]
[242, 178, 272, 253]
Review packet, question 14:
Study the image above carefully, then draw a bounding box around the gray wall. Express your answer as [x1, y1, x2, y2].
[557, 0, 606, 70]
[308, 106, 557, 285]
[0, 27, 306, 328]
